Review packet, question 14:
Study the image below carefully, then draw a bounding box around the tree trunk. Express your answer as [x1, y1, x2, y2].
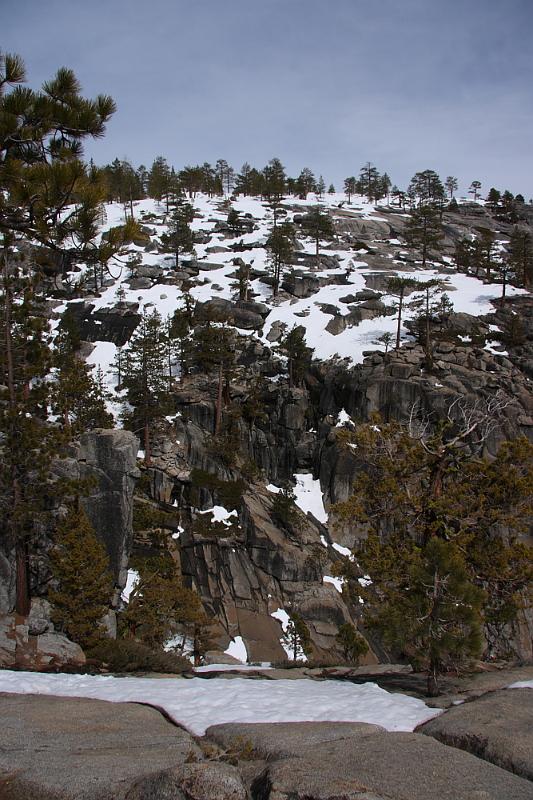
[427, 662, 440, 697]
[215, 361, 223, 436]
[144, 421, 151, 466]
[395, 292, 404, 350]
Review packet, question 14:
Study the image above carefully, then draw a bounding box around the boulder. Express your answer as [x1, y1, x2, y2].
[247, 726, 533, 800]
[128, 762, 247, 800]
[0, 694, 200, 800]
[0, 614, 85, 669]
[419, 688, 533, 781]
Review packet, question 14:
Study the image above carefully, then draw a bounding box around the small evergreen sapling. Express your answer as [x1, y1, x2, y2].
[335, 623, 369, 665]
[282, 612, 312, 661]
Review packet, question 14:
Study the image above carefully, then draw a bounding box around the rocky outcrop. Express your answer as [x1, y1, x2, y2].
[419, 688, 533, 781]
[0, 694, 202, 800]
[0, 429, 139, 624]
[0, 602, 85, 669]
[206, 721, 533, 800]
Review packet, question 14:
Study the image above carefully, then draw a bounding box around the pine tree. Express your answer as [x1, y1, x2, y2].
[404, 204, 443, 267]
[344, 177, 357, 203]
[263, 158, 286, 200]
[295, 168, 316, 199]
[160, 198, 195, 267]
[334, 419, 533, 693]
[336, 623, 369, 664]
[469, 180, 482, 201]
[190, 318, 235, 435]
[386, 276, 420, 350]
[301, 205, 335, 260]
[147, 156, 171, 203]
[52, 352, 113, 433]
[508, 226, 533, 288]
[278, 325, 313, 387]
[445, 176, 458, 199]
[282, 612, 312, 661]
[316, 175, 326, 198]
[358, 162, 381, 203]
[408, 170, 445, 207]
[486, 188, 501, 210]
[121, 559, 212, 664]
[410, 279, 446, 367]
[121, 310, 171, 464]
[266, 220, 295, 295]
[49, 505, 114, 650]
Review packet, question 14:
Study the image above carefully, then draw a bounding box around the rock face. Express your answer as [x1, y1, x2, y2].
[419, 688, 533, 782]
[0, 429, 139, 624]
[76, 429, 140, 598]
[0, 694, 201, 800]
[137, 329, 533, 663]
[0, 599, 85, 669]
[204, 721, 533, 800]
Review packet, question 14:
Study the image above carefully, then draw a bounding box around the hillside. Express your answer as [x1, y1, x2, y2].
[4, 187, 526, 672]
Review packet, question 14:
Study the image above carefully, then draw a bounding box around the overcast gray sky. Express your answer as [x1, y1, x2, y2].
[4, 0, 533, 195]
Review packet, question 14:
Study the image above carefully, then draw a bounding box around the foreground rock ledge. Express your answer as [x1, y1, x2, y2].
[419, 688, 533, 782]
[1, 694, 532, 800]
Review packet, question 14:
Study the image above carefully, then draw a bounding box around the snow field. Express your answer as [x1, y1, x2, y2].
[0, 670, 440, 736]
[58, 192, 526, 421]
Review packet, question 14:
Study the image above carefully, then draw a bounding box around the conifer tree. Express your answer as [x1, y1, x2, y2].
[278, 325, 313, 387]
[301, 205, 335, 260]
[469, 180, 482, 201]
[266, 220, 295, 295]
[508, 226, 533, 288]
[408, 170, 445, 207]
[316, 175, 326, 198]
[49, 505, 114, 650]
[344, 176, 357, 203]
[445, 176, 458, 199]
[263, 158, 286, 200]
[191, 318, 235, 435]
[486, 188, 501, 209]
[121, 309, 171, 464]
[147, 156, 171, 203]
[234, 162, 253, 196]
[404, 204, 443, 267]
[160, 197, 195, 267]
[121, 560, 212, 664]
[386, 276, 420, 350]
[336, 623, 369, 664]
[282, 612, 312, 661]
[410, 279, 446, 367]
[334, 419, 533, 693]
[52, 353, 113, 433]
[295, 168, 316, 199]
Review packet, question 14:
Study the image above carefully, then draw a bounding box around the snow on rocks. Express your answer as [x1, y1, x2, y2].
[0, 670, 440, 736]
[224, 635, 248, 664]
[120, 569, 140, 603]
[323, 575, 344, 593]
[198, 505, 238, 526]
[293, 473, 328, 523]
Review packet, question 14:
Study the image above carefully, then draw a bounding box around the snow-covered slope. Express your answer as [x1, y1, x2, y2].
[56, 192, 524, 405]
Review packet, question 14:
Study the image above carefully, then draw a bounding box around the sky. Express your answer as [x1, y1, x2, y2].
[3, 0, 533, 196]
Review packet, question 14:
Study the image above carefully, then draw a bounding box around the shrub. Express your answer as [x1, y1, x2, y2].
[335, 623, 369, 664]
[87, 639, 191, 674]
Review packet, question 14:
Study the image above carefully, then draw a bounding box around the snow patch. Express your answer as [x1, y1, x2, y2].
[0, 670, 440, 735]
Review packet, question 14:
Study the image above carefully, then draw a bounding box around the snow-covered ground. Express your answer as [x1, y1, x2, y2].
[60, 192, 525, 409]
[0, 670, 440, 735]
